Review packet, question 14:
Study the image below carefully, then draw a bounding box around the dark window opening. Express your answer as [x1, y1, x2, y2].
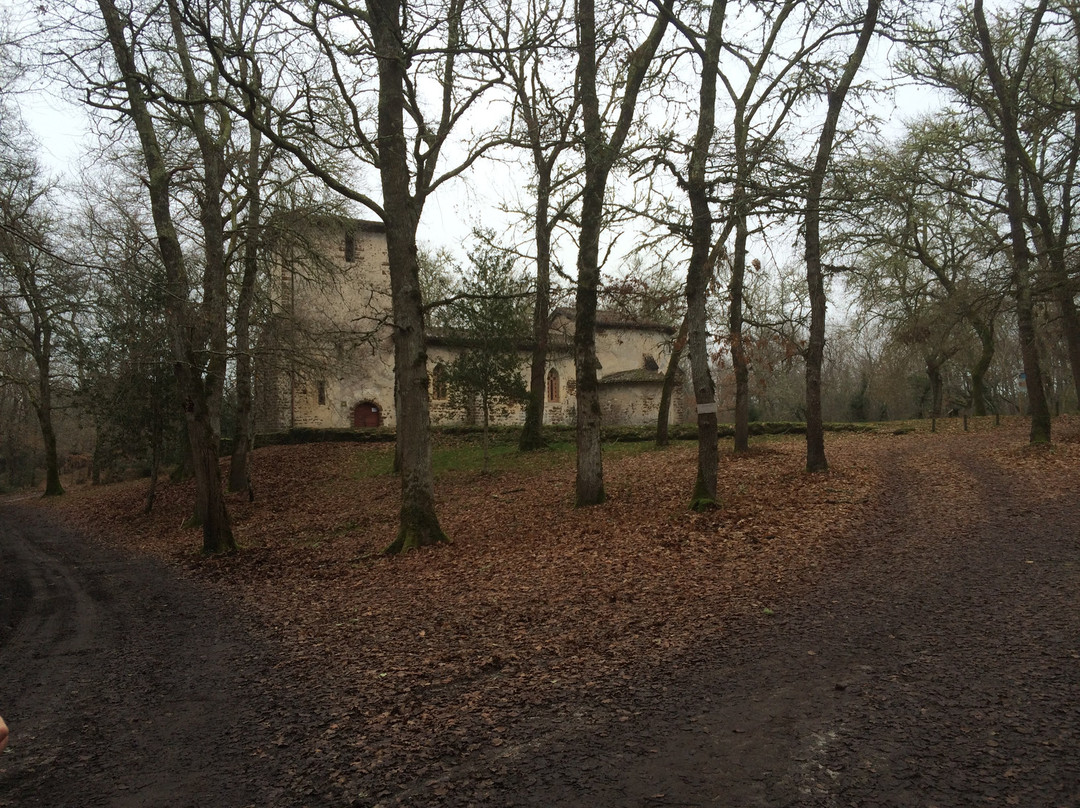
[546, 368, 560, 403]
[432, 364, 448, 401]
[345, 233, 356, 263]
[317, 380, 326, 405]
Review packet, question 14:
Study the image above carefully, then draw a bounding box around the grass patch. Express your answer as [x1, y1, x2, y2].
[348, 432, 694, 480]
[352, 446, 396, 478]
[428, 435, 682, 478]
[302, 416, 1014, 484]
[431, 440, 571, 476]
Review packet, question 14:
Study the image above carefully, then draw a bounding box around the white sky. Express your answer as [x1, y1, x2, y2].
[9, 0, 951, 297]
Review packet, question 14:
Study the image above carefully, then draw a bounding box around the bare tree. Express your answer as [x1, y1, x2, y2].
[972, 0, 1054, 442]
[573, 0, 673, 506]
[0, 12, 76, 496]
[0, 152, 78, 497]
[94, 0, 236, 552]
[484, 0, 580, 452]
[718, 0, 822, 453]
[834, 116, 1011, 416]
[803, 0, 881, 472]
[186, 0, 505, 550]
[901, 0, 1076, 437]
[672, 0, 727, 509]
[1005, 3, 1080, 410]
[70, 179, 180, 508]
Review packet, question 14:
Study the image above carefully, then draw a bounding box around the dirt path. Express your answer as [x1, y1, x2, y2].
[432, 436, 1080, 807]
[2, 433, 1079, 807]
[0, 507, 329, 808]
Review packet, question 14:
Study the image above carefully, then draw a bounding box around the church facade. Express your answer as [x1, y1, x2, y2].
[254, 215, 687, 434]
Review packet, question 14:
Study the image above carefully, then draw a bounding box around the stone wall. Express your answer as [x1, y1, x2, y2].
[255, 215, 692, 434]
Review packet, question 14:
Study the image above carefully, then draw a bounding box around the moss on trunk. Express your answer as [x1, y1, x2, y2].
[384, 505, 450, 554]
[689, 468, 718, 511]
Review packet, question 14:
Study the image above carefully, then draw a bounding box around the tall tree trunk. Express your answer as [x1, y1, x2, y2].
[687, 253, 718, 510]
[683, 0, 726, 510]
[970, 317, 995, 416]
[973, 0, 1052, 443]
[804, 250, 828, 472]
[180, 365, 233, 550]
[1027, 224, 1080, 411]
[393, 375, 403, 475]
[369, 0, 447, 551]
[656, 313, 688, 447]
[98, 0, 235, 553]
[1020, 49, 1080, 409]
[229, 110, 264, 495]
[574, 187, 607, 505]
[168, 0, 230, 512]
[730, 216, 750, 453]
[33, 329, 63, 496]
[230, 303, 255, 494]
[482, 393, 491, 475]
[926, 355, 944, 418]
[1052, 284, 1080, 409]
[145, 392, 163, 514]
[573, 0, 608, 507]
[723, 0, 800, 444]
[198, 170, 229, 448]
[803, 0, 880, 472]
[34, 399, 64, 497]
[520, 174, 552, 451]
[573, 0, 671, 506]
[1014, 275, 1052, 441]
[573, 209, 605, 506]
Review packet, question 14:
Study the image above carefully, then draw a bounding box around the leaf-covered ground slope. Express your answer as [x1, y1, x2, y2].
[51, 415, 1080, 804]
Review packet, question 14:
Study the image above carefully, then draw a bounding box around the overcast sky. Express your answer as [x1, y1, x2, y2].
[8, 0, 946, 288]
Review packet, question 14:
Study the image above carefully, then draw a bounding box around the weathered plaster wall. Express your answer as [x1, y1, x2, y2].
[256, 217, 397, 431]
[256, 218, 690, 433]
[599, 383, 671, 426]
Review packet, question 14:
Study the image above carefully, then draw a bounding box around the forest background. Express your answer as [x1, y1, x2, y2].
[0, 0, 1077, 552]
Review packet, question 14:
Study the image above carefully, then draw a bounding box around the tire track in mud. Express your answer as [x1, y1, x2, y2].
[419, 435, 1080, 807]
[0, 506, 322, 808]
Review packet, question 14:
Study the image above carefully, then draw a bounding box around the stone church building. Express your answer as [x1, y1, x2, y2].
[254, 215, 686, 434]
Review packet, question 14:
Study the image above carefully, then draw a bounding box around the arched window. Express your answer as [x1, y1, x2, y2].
[546, 368, 560, 402]
[431, 364, 448, 400]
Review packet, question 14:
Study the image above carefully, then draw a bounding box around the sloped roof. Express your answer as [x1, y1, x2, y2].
[551, 307, 675, 334]
[599, 369, 666, 385]
[266, 209, 386, 233]
[426, 327, 572, 352]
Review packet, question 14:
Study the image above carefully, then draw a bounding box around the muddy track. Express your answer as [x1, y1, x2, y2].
[408, 437, 1080, 807]
[0, 507, 325, 808]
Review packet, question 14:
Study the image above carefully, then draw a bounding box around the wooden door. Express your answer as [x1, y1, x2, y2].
[352, 401, 381, 428]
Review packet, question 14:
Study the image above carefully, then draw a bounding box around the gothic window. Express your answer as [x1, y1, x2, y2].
[547, 368, 560, 402]
[432, 364, 448, 401]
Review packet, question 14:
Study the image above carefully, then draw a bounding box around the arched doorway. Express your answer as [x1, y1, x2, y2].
[352, 401, 382, 428]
